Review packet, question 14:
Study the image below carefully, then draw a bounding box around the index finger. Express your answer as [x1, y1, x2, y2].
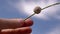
[0, 18, 33, 29]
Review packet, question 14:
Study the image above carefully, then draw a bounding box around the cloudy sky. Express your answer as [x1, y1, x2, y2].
[0, 0, 60, 34]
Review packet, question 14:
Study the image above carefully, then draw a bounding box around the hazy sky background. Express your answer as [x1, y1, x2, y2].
[0, 0, 60, 34]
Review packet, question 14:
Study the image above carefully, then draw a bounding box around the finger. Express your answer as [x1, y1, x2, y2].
[0, 18, 33, 29]
[1, 27, 32, 34]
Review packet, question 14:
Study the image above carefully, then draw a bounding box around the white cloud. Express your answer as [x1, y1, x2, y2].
[46, 25, 60, 34]
[10, 0, 60, 20]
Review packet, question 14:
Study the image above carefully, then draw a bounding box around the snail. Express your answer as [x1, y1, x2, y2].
[34, 6, 41, 14]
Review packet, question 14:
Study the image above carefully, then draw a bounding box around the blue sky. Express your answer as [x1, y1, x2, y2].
[0, 0, 60, 34]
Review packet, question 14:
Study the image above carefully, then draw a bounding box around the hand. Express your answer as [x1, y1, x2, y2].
[0, 18, 33, 34]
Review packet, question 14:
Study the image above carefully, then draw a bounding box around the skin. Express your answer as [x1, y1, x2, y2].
[0, 18, 33, 34]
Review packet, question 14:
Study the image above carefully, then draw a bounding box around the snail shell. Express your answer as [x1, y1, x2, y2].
[34, 6, 41, 14]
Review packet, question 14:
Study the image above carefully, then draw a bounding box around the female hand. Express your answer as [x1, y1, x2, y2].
[0, 18, 33, 34]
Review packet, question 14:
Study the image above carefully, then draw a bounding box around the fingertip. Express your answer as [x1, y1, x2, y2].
[24, 19, 33, 26]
